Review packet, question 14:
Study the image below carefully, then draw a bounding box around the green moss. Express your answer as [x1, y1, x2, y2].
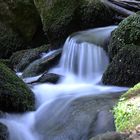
[0, 0, 40, 41]
[102, 45, 140, 87]
[0, 59, 11, 69]
[34, 0, 114, 45]
[113, 83, 140, 132]
[79, 0, 113, 29]
[109, 12, 140, 60]
[10, 44, 49, 71]
[0, 62, 35, 112]
[0, 22, 26, 58]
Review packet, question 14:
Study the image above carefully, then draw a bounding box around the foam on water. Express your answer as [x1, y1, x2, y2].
[0, 26, 128, 140]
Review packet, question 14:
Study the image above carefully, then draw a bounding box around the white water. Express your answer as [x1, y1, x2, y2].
[0, 26, 128, 140]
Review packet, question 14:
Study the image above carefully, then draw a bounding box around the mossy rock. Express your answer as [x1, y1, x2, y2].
[0, 122, 9, 140]
[34, 0, 115, 46]
[22, 49, 62, 78]
[108, 12, 140, 60]
[0, 0, 40, 41]
[34, 0, 80, 46]
[10, 44, 50, 72]
[0, 62, 35, 112]
[0, 22, 26, 58]
[79, 0, 114, 30]
[0, 59, 11, 69]
[102, 45, 140, 87]
[113, 83, 140, 132]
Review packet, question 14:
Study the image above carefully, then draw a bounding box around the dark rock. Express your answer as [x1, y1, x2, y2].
[103, 45, 140, 87]
[35, 93, 120, 140]
[0, 22, 25, 58]
[37, 73, 61, 84]
[22, 49, 62, 78]
[0, 0, 40, 41]
[10, 44, 50, 72]
[90, 111, 115, 137]
[0, 62, 35, 112]
[90, 132, 130, 140]
[108, 12, 140, 60]
[34, 0, 115, 47]
[0, 123, 9, 140]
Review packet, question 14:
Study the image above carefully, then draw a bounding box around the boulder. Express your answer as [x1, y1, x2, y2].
[36, 73, 61, 84]
[10, 44, 50, 72]
[0, 122, 9, 140]
[89, 132, 129, 140]
[108, 12, 140, 60]
[0, 62, 35, 112]
[0, 0, 40, 41]
[22, 49, 62, 78]
[0, 22, 25, 58]
[113, 83, 140, 132]
[102, 45, 140, 87]
[34, 0, 114, 46]
[34, 93, 120, 140]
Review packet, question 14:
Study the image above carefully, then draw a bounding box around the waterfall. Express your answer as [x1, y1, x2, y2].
[50, 26, 117, 82]
[0, 26, 128, 140]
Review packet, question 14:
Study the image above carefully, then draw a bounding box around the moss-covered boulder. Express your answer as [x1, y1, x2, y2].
[108, 12, 140, 60]
[10, 44, 50, 72]
[0, 59, 11, 69]
[78, 0, 114, 30]
[0, 22, 26, 58]
[22, 49, 62, 78]
[0, 0, 40, 41]
[0, 62, 35, 112]
[34, 0, 79, 46]
[102, 45, 140, 87]
[0, 122, 9, 140]
[113, 83, 140, 132]
[34, 0, 114, 46]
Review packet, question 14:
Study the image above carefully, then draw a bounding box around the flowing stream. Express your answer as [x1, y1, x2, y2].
[0, 26, 128, 140]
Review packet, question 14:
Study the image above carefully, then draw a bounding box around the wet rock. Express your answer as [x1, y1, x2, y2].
[37, 73, 62, 84]
[22, 49, 62, 78]
[0, 62, 35, 112]
[89, 132, 130, 140]
[35, 93, 120, 140]
[34, 0, 115, 46]
[103, 45, 140, 87]
[0, 122, 9, 140]
[90, 111, 115, 137]
[10, 44, 50, 72]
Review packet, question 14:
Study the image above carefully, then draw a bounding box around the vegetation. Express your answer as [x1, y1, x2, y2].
[108, 12, 140, 60]
[102, 45, 140, 87]
[0, 62, 35, 112]
[113, 83, 140, 131]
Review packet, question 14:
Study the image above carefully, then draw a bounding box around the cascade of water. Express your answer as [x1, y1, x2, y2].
[50, 26, 117, 82]
[0, 26, 128, 140]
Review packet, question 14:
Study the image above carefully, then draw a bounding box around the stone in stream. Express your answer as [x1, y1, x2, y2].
[35, 93, 121, 140]
[89, 110, 115, 137]
[10, 44, 50, 72]
[0, 62, 35, 112]
[22, 49, 62, 78]
[37, 73, 62, 84]
[0, 122, 9, 140]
